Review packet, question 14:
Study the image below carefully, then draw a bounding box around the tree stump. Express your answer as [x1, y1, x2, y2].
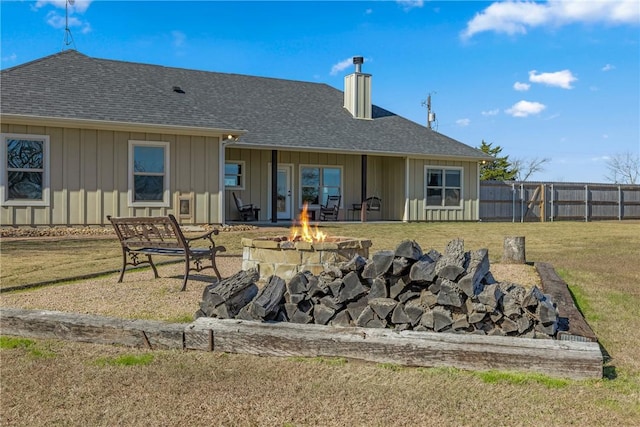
[502, 236, 526, 264]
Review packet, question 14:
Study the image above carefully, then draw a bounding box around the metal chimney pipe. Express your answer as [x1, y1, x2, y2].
[353, 56, 364, 73]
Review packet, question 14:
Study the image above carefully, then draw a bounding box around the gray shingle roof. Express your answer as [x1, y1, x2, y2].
[1, 50, 488, 160]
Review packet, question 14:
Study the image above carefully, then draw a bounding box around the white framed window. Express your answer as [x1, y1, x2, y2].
[299, 165, 342, 207]
[224, 161, 245, 189]
[128, 140, 170, 207]
[425, 166, 463, 208]
[0, 133, 50, 206]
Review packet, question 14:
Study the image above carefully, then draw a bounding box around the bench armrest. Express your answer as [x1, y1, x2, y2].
[185, 228, 220, 246]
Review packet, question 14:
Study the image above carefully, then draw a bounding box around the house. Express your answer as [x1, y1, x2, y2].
[1, 50, 491, 226]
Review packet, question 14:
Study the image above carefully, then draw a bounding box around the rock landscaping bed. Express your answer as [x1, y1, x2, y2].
[0, 223, 258, 239]
[197, 238, 563, 339]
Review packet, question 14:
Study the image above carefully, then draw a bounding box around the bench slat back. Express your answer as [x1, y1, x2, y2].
[108, 215, 187, 250]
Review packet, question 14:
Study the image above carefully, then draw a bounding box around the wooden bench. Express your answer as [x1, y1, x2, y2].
[107, 214, 226, 291]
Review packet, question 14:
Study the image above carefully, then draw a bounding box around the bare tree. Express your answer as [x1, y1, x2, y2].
[604, 152, 639, 184]
[512, 157, 550, 182]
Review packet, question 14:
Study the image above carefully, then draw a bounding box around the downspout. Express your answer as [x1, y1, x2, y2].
[403, 157, 410, 222]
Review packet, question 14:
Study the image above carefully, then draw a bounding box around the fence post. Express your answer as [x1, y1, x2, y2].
[511, 183, 516, 223]
[585, 185, 589, 222]
[520, 183, 524, 223]
[550, 183, 555, 222]
[618, 185, 622, 221]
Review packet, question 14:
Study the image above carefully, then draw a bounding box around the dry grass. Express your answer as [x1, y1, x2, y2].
[2, 221, 640, 426]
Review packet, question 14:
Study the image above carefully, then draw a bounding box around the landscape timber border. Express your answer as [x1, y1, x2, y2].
[0, 263, 603, 380]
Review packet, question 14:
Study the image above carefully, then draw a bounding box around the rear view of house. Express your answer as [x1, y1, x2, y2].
[1, 51, 490, 226]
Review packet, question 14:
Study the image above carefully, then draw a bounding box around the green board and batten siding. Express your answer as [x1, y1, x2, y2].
[225, 148, 481, 222]
[1, 123, 223, 226]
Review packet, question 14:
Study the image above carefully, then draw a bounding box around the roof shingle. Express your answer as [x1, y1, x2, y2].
[1, 50, 488, 160]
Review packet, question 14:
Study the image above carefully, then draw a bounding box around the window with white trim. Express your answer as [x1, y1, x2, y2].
[128, 140, 170, 207]
[224, 161, 245, 189]
[425, 167, 462, 208]
[1, 133, 50, 206]
[300, 165, 342, 206]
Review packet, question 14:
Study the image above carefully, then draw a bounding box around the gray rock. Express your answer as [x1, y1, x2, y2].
[336, 271, 368, 303]
[313, 304, 336, 325]
[394, 239, 423, 260]
[391, 303, 412, 324]
[368, 277, 388, 300]
[368, 297, 398, 319]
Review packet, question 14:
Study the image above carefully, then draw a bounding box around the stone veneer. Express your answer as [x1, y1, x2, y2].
[241, 236, 372, 282]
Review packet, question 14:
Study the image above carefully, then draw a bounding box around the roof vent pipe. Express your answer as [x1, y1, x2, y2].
[353, 56, 364, 73]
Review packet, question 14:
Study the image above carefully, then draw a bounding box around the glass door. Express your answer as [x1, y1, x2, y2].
[269, 164, 292, 220]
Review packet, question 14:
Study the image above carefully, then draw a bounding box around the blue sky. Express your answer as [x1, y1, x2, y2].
[2, 0, 639, 183]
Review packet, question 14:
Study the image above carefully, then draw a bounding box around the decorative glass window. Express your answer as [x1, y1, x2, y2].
[425, 167, 462, 208]
[224, 161, 245, 189]
[300, 166, 342, 206]
[128, 140, 170, 207]
[1, 133, 50, 206]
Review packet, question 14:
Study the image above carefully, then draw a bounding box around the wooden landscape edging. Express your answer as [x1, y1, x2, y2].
[1, 306, 602, 380]
[534, 262, 598, 342]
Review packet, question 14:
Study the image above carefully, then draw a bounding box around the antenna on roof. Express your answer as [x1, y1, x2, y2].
[421, 92, 437, 130]
[62, 0, 76, 50]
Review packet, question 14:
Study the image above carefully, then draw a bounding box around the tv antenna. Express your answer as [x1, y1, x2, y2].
[421, 92, 437, 130]
[62, 0, 76, 50]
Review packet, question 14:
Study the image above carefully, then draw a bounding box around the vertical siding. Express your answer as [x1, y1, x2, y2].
[225, 149, 365, 221]
[223, 150, 479, 222]
[408, 158, 478, 222]
[378, 156, 404, 220]
[1, 123, 223, 226]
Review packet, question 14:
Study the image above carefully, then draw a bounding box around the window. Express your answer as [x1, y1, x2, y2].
[128, 140, 170, 207]
[1, 133, 50, 206]
[425, 167, 462, 208]
[300, 166, 342, 206]
[224, 161, 245, 189]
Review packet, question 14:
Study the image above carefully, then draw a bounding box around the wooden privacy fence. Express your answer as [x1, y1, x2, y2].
[480, 181, 640, 222]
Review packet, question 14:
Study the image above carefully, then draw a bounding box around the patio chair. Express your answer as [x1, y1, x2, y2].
[319, 195, 341, 221]
[232, 192, 260, 221]
[352, 196, 382, 220]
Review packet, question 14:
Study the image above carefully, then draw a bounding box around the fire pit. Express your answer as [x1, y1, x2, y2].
[242, 203, 371, 281]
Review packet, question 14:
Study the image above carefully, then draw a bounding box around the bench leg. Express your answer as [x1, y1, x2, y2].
[210, 252, 222, 282]
[147, 255, 159, 279]
[118, 251, 159, 282]
[117, 249, 127, 283]
[181, 254, 191, 292]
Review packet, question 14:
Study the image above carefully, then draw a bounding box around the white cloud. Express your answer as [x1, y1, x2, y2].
[171, 31, 186, 47]
[35, 0, 93, 14]
[331, 57, 358, 75]
[2, 53, 17, 63]
[513, 81, 530, 91]
[456, 118, 471, 127]
[37, 1, 93, 33]
[45, 11, 91, 34]
[482, 109, 500, 116]
[529, 69, 577, 89]
[462, 0, 640, 39]
[505, 100, 546, 117]
[602, 63, 616, 71]
[396, 0, 424, 11]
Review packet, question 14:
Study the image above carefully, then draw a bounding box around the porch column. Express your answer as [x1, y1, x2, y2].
[271, 150, 278, 223]
[361, 155, 367, 203]
[403, 157, 410, 222]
